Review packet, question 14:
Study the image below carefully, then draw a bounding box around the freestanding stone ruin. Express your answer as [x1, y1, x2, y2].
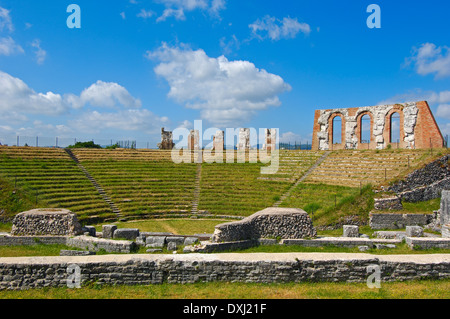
[11, 209, 83, 236]
[213, 130, 224, 152]
[212, 207, 317, 242]
[441, 190, 450, 227]
[187, 129, 200, 151]
[311, 101, 444, 150]
[238, 128, 250, 151]
[263, 128, 277, 151]
[157, 128, 175, 150]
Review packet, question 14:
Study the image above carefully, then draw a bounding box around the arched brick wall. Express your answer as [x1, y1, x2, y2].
[312, 101, 444, 150]
[355, 111, 374, 149]
[328, 112, 346, 150]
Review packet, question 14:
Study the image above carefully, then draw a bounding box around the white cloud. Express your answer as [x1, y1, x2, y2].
[378, 89, 450, 120]
[156, 8, 185, 22]
[31, 39, 46, 65]
[0, 36, 24, 56]
[0, 71, 170, 141]
[436, 104, 450, 119]
[147, 43, 291, 127]
[155, 0, 225, 21]
[0, 7, 13, 32]
[120, 12, 126, 20]
[137, 9, 155, 19]
[67, 80, 142, 109]
[249, 15, 311, 41]
[0, 70, 68, 116]
[69, 109, 169, 134]
[407, 43, 450, 79]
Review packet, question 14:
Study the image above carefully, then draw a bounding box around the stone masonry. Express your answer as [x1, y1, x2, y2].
[312, 101, 444, 150]
[157, 127, 175, 150]
[0, 253, 449, 290]
[212, 207, 316, 242]
[11, 209, 83, 236]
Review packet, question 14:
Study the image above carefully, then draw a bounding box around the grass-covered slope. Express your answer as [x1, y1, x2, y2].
[0, 147, 113, 222]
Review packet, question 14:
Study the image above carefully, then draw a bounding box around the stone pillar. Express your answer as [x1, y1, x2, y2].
[264, 129, 277, 151]
[157, 128, 175, 150]
[188, 130, 200, 151]
[440, 190, 450, 226]
[238, 128, 250, 151]
[213, 130, 224, 152]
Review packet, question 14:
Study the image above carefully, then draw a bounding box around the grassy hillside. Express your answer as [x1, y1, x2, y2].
[0, 146, 446, 226]
[0, 147, 114, 222]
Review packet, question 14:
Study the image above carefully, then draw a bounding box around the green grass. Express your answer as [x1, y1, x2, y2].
[231, 242, 450, 255]
[0, 279, 449, 299]
[280, 183, 374, 227]
[93, 218, 231, 235]
[0, 244, 77, 257]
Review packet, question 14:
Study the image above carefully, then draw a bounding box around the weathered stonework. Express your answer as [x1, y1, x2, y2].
[157, 127, 175, 150]
[187, 129, 200, 151]
[369, 212, 432, 229]
[211, 207, 316, 242]
[237, 128, 250, 151]
[441, 190, 450, 226]
[11, 209, 83, 236]
[262, 129, 277, 151]
[374, 197, 403, 210]
[213, 130, 224, 152]
[312, 101, 444, 150]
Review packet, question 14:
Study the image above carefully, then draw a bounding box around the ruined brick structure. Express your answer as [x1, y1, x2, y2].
[312, 101, 444, 150]
[263, 128, 277, 151]
[187, 129, 200, 151]
[213, 130, 224, 152]
[157, 128, 175, 150]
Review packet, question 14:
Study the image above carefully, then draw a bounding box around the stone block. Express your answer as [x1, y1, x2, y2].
[102, 225, 117, 239]
[11, 209, 83, 236]
[343, 225, 359, 238]
[136, 235, 146, 247]
[358, 245, 370, 252]
[442, 224, 450, 238]
[374, 197, 403, 210]
[113, 228, 139, 240]
[82, 226, 96, 237]
[258, 238, 278, 245]
[167, 241, 177, 251]
[184, 237, 199, 246]
[441, 190, 450, 226]
[166, 236, 185, 245]
[146, 236, 166, 248]
[60, 250, 96, 256]
[146, 248, 162, 253]
[406, 226, 423, 237]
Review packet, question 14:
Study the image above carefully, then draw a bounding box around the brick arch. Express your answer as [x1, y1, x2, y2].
[383, 105, 405, 148]
[328, 112, 346, 150]
[355, 111, 374, 149]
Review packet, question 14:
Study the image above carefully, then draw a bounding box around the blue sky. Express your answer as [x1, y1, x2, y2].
[0, 0, 449, 148]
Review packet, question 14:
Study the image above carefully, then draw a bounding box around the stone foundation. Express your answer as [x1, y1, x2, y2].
[369, 212, 432, 229]
[212, 207, 316, 242]
[0, 253, 449, 290]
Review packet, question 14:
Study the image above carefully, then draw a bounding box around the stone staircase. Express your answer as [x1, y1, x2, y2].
[64, 148, 121, 219]
[191, 163, 202, 214]
[273, 151, 332, 207]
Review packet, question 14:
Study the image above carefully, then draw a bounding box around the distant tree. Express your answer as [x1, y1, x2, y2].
[105, 143, 120, 150]
[68, 141, 102, 149]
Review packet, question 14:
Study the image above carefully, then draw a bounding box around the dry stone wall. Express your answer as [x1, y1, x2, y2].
[11, 209, 83, 236]
[0, 254, 449, 290]
[212, 207, 316, 242]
